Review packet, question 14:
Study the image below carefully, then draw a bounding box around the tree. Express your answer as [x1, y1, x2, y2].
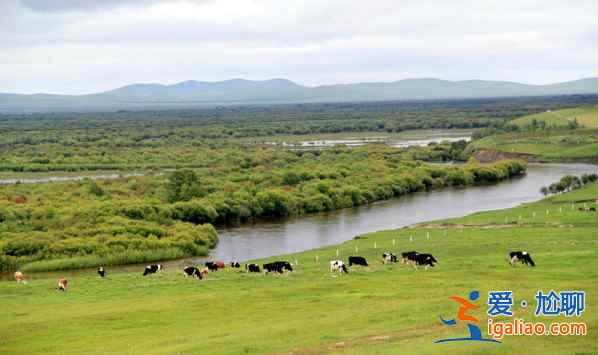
[88, 181, 105, 197]
[540, 186, 549, 197]
[166, 169, 205, 203]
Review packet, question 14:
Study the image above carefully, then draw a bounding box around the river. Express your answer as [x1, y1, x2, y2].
[3, 162, 597, 281]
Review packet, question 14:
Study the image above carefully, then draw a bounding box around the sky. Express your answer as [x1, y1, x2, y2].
[1, 0, 597, 95]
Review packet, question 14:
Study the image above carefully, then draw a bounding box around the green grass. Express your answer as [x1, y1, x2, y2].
[468, 106, 598, 161]
[511, 106, 598, 128]
[20, 248, 191, 272]
[470, 129, 598, 160]
[1, 184, 598, 354]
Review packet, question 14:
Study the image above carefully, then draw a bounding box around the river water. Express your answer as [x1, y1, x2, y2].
[212, 163, 598, 261]
[3, 163, 597, 281]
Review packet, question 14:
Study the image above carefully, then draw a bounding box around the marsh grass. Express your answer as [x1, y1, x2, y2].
[20, 248, 189, 272]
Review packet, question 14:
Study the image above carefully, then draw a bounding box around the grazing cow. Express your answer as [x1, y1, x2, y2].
[199, 267, 209, 279]
[205, 260, 225, 271]
[578, 207, 596, 212]
[348, 256, 368, 267]
[97, 266, 106, 278]
[230, 261, 241, 268]
[205, 261, 219, 271]
[330, 260, 349, 274]
[509, 251, 536, 267]
[382, 252, 398, 263]
[183, 266, 203, 279]
[263, 261, 293, 274]
[143, 264, 163, 276]
[57, 277, 68, 291]
[246, 263, 260, 273]
[402, 251, 437, 270]
[401, 251, 418, 264]
[14, 271, 25, 283]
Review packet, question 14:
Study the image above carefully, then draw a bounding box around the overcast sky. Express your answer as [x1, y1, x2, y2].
[2, 0, 597, 94]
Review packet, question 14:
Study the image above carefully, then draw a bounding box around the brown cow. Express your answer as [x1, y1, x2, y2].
[214, 260, 225, 269]
[14, 271, 25, 283]
[199, 267, 209, 280]
[57, 277, 68, 291]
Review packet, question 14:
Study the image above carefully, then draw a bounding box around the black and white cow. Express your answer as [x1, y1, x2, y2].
[143, 264, 163, 276]
[263, 261, 293, 274]
[402, 251, 437, 270]
[330, 260, 349, 274]
[183, 266, 203, 279]
[579, 207, 596, 212]
[401, 251, 418, 264]
[382, 252, 398, 263]
[509, 251, 536, 267]
[348, 256, 368, 267]
[230, 261, 241, 268]
[97, 266, 106, 278]
[245, 263, 260, 273]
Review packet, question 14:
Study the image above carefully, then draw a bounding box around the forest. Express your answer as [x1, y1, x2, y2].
[0, 141, 525, 271]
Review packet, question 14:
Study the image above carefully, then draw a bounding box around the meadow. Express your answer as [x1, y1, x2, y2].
[468, 128, 598, 161]
[1, 181, 596, 354]
[467, 106, 598, 161]
[510, 106, 598, 129]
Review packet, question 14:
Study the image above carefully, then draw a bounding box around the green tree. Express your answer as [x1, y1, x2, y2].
[166, 169, 205, 203]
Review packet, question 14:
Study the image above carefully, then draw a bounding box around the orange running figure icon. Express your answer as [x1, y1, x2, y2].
[449, 295, 480, 322]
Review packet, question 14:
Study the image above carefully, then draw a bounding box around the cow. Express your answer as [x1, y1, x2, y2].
[402, 251, 437, 270]
[401, 251, 418, 264]
[246, 263, 260, 273]
[143, 264, 163, 276]
[97, 266, 106, 278]
[230, 261, 241, 268]
[509, 251, 536, 267]
[199, 267, 209, 279]
[382, 252, 398, 263]
[263, 261, 293, 274]
[348, 256, 368, 267]
[205, 260, 225, 271]
[57, 277, 68, 291]
[578, 207, 596, 212]
[14, 271, 25, 283]
[183, 266, 202, 279]
[330, 260, 348, 274]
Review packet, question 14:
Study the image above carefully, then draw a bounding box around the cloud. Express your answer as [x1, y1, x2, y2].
[1, 0, 597, 94]
[19, 0, 162, 12]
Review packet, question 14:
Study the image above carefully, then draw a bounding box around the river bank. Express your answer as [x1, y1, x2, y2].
[4, 162, 597, 280]
[1, 177, 597, 354]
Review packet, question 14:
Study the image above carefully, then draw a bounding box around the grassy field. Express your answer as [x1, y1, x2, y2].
[1, 184, 597, 354]
[467, 106, 598, 161]
[511, 106, 598, 128]
[469, 129, 598, 160]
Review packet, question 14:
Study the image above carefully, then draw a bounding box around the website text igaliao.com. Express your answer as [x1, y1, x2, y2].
[488, 318, 587, 340]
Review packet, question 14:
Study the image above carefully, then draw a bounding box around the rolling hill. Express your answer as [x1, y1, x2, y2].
[2, 77, 598, 113]
[511, 105, 598, 128]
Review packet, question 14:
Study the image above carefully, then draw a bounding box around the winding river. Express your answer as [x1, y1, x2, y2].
[3, 162, 598, 281]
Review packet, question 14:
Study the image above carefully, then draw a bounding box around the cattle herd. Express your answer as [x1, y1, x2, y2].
[12, 249, 536, 291]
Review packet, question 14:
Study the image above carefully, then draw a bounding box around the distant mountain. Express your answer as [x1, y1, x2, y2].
[1, 77, 598, 113]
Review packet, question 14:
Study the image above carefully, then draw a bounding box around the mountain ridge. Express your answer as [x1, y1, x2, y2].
[2, 77, 598, 113]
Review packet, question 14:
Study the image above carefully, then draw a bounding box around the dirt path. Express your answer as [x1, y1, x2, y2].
[277, 323, 448, 355]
